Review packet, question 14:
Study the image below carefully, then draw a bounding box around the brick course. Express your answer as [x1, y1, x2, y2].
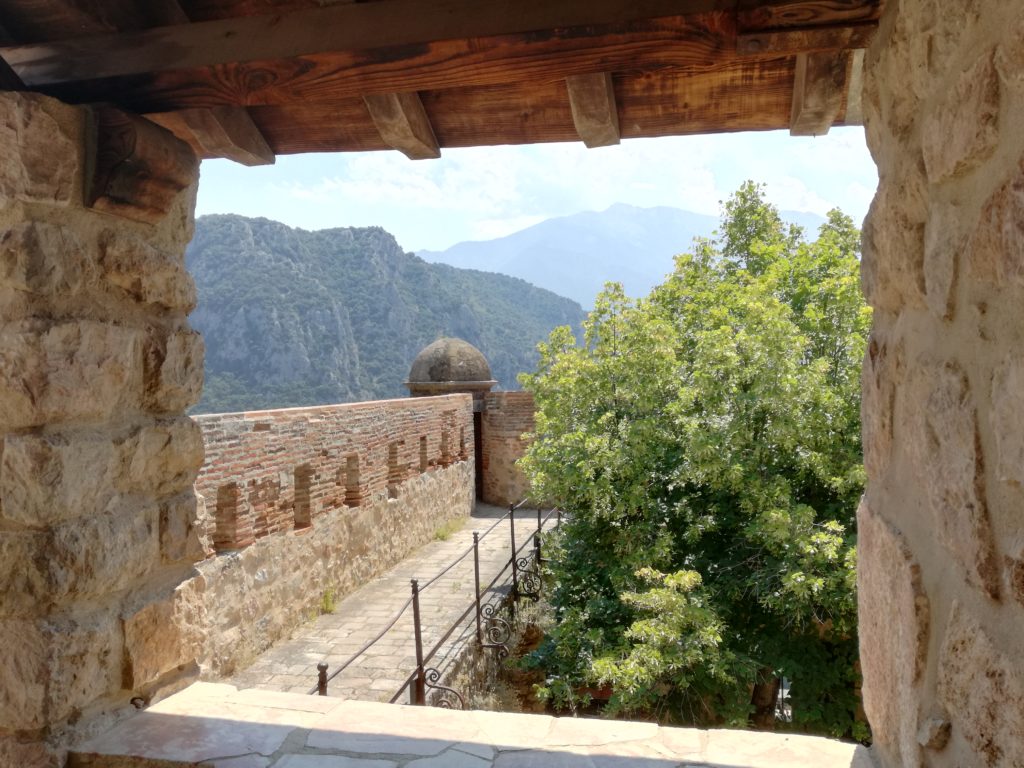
[194, 395, 475, 552]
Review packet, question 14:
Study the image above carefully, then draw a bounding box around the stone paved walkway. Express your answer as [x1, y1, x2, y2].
[228, 502, 535, 702]
[71, 682, 875, 767]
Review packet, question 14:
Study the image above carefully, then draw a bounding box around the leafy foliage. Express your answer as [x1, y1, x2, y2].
[186, 215, 585, 413]
[520, 183, 870, 738]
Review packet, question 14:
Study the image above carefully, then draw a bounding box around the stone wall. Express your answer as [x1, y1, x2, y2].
[0, 93, 204, 766]
[188, 396, 476, 675]
[859, 1, 1024, 765]
[480, 391, 534, 507]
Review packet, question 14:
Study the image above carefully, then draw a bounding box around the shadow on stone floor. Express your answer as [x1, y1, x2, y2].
[69, 684, 873, 768]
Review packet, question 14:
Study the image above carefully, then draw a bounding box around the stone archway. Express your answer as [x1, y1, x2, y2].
[2, 2, 1024, 765]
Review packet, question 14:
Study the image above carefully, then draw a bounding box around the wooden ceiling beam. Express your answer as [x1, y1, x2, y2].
[789, 50, 848, 136]
[1, 0, 882, 87]
[29, 14, 823, 114]
[180, 105, 275, 165]
[566, 72, 620, 148]
[363, 92, 440, 160]
[2, 0, 726, 85]
[737, 22, 876, 56]
[0, 0, 193, 42]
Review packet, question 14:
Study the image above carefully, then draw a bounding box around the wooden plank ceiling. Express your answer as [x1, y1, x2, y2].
[0, 0, 883, 166]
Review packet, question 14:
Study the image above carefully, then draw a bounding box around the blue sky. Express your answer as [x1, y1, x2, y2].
[196, 127, 878, 253]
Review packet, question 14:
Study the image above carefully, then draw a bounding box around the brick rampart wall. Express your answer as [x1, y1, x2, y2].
[193, 395, 475, 552]
[480, 391, 534, 507]
[187, 395, 476, 674]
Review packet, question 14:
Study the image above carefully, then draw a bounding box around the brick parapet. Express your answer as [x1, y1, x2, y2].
[194, 394, 475, 552]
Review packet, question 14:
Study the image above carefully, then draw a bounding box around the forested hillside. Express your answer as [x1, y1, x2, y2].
[186, 215, 584, 414]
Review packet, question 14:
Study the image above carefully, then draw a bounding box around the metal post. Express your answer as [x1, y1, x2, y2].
[509, 505, 519, 585]
[534, 531, 542, 567]
[473, 532, 483, 645]
[537, 506, 542, 536]
[317, 661, 328, 696]
[557, 508, 562, 527]
[411, 578, 426, 705]
[508, 504, 518, 620]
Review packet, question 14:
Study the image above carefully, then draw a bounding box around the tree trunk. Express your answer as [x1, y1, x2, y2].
[750, 669, 780, 729]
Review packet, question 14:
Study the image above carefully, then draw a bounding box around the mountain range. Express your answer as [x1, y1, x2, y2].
[186, 215, 584, 414]
[187, 205, 829, 414]
[418, 203, 827, 307]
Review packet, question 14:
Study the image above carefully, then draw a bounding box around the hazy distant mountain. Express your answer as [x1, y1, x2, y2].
[187, 215, 584, 414]
[419, 204, 828, 307]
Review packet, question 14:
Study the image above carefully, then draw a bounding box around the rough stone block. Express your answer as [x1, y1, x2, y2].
[143, 329, 204, 413]
[46, 505, 160, 603]
[0, 735, 59, 768]
[0, 321, 142, 431]
[98, 229, 196, 312]
[938, 601, 1024, 766]
[861, 335, 899, 482]
[922, 53, 1000, 182]
[123, 578, 207, 688]
[0, 431, 122, 528]
[0, 93, 81, 206]
[124, 418, 205, 497]
[860, 177, 927, 313]
[989, 356, 1024, 486]
[0, 222, 86, 297]
[1, 421, 202, 530]
[923, 202, 963, 320]
[0, 506, 160, 609]
[160, 492, 205, 565]
[970, 158, 1024, 284]
[0, 530, 51, 616]
[996, 12, 1024, 88]
[911, 361, 1000, 598]
[857, 500, 928, 768]
[0, 611, 121, 731]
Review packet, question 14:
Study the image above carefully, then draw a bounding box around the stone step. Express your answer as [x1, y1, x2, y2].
[68, 682, 875, 768]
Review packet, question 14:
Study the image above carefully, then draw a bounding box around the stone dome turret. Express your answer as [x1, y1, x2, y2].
[407, 338, 493, 384]
[405, 338, 497, 405]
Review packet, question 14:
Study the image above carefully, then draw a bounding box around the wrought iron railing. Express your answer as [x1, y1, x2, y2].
[308, 499, 561, 708]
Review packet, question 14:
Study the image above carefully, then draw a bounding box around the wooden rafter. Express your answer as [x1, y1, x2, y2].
[736, 0, 881, 30]
[1, 0, 725, 85]
[7, 0, 276, 165]
[789, 50, 848, 136]
[181, 106, 275, 165]
[88, 106, 197, 223]
[844, 48, 866, 125]
[0, 0, 192, 42]
[0, 0, 884, 156]
[566, 73, 620, 148]
[2, 0, 882, 87]
[737, 23, 875, 56]
[363, 92, 440, 160]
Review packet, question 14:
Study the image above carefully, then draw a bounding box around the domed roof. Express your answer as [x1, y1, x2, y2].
[407, 338, 493, 384]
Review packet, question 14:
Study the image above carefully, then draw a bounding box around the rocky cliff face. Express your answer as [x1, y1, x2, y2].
[186, 215, 584, 413]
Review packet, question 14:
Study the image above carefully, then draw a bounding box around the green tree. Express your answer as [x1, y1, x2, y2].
[520, 182, 870, 738]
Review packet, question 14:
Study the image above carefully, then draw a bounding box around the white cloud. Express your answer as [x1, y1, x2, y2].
[199, 128, 880, 250]
[768, 175, 840, 215]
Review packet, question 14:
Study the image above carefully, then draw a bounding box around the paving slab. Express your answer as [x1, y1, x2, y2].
[68, 683, 877, 768]
[227, 502, 523, 702]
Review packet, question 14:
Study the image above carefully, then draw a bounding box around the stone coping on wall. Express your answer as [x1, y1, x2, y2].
[69, 682, 875, 768]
